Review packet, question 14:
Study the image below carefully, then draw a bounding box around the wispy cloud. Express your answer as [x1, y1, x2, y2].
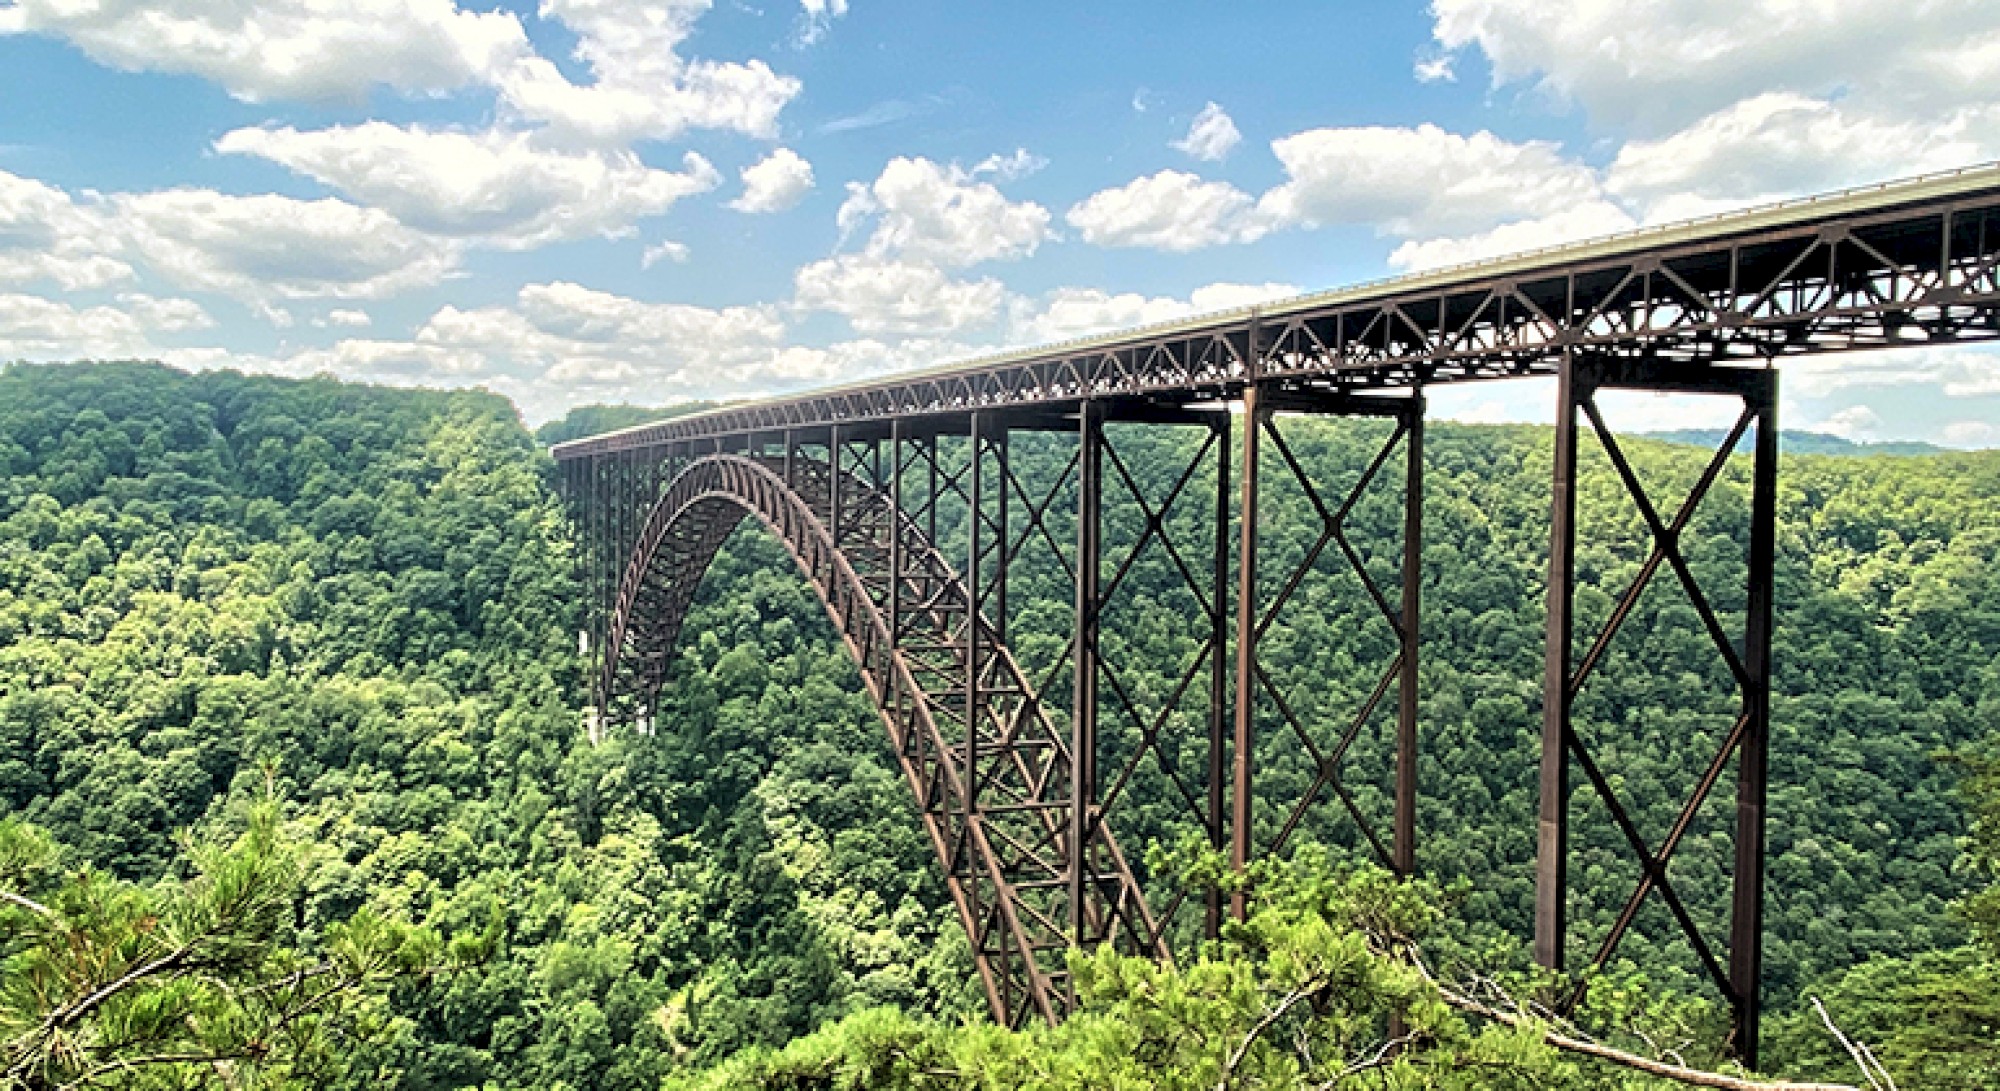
[819, 95, 948, 135]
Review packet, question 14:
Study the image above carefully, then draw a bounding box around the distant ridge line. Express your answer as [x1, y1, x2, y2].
[1639, 429, 1950, 457]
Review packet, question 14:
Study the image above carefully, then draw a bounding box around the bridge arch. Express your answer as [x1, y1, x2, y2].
[600, 452, 1164, 1026]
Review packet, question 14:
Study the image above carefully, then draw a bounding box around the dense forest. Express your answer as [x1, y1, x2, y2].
[1, 360, 1995, 1089]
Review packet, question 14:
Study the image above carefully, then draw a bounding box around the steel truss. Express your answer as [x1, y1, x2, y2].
[1079, 410, 1233, 943]
[1537, 356, 1778, 1067]
[555, 176, 2000, 460]
[553, 168, 2000, 1063]
[563, 368, 1781, 1059]
[597, 430, 1168, 1027]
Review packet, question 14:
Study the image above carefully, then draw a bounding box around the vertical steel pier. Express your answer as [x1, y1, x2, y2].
[1535, 356, 1780, 1066]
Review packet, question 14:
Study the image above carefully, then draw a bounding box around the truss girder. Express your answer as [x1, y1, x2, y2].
[555, 195, 2000, 460]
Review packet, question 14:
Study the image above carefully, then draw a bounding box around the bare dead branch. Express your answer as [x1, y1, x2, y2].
[1215, 979, 1322, 1090]
[1812, 996, 1896, 1091]
[1310, 1033, 1419, 1089]
[2, 889, 52, 918]
[1432, 975, 1857, 1091]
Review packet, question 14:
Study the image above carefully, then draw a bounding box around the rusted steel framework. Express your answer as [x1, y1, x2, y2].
[557, 167, 2000, 460]
[599, 443, 1166, 1024]
[554, 167, 2000, 1066]
[1537, 355, 1780, 1058]
[1231, 391, 1424, 901]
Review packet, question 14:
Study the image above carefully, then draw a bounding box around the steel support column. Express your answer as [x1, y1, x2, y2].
[1208, 411, 1232, 937]
[965, 414, 982, 927]
[994, 425, 1009, 644]
[829, 424, 843, 547]
[1537, 354, 1579, 973]
[1229, 384, 1264, 921]
[1070, 402, 1102, 945]
[1395, 398, 1424, 877]
[889, 420, 904, 651]
[1536, 355, 1780, 1064]
[1731, 375, 1778, 1068]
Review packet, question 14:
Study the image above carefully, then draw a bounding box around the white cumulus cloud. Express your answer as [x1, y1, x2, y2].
[497, 0, 800, 145]
[1784, 346, 2000, 399]
[1942, 420, 1998, 448]
[837, 156, 1052, 267]
[1818, 405, 1884, 441]
[111, 189, 460, 301]
[797, 0, 850, 45]
[1259, 123, 1601, 237]
[1070, 123, 1609, 256]
[1387, 201, 1637, 271]
[3, 1, 809, 149]
[971, 149, 1048, 182]
[641, 241, 692, 268]
[319, 309, 372, 328]
[0, 291, 211, 359]
[247, 280, 912, 420]
[1606, 94, 1998, 219]
[1065, 170, 1270, 251]
[1427, 0, 2000, 134]
[0, 0, 530, 102]
[216, 123, 720, 248]
[730, 148, 815, 213]
[1010, 281, 1298, 345]
[0, 169, 131, 291]
[793, 254, 1006, 335]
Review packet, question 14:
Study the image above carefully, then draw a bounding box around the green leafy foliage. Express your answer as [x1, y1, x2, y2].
[1765, 948, 2000, 1090]
[661, 853, 1721, 1090]
[0, 363, 964, 1087]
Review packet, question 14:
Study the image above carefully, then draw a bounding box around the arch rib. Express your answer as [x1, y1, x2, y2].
[601, 453, 1165, 1026]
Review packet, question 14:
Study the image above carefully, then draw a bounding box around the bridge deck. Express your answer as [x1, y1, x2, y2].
[552, 161, 2000, 457]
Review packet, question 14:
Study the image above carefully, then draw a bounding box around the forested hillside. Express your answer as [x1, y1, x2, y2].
[1, 360, 1995, 1089]
[0, 363, 971, 1089]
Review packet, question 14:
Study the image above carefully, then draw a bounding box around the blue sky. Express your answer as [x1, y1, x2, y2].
[2, 0, 1998, 444]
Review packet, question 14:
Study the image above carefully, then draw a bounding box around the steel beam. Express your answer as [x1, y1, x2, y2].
[1070, 402, 1102, 945]
[1731, 374, 1778, 1068]
[1537, 352, 1581, 973]
[1230, 384, 1264, 921]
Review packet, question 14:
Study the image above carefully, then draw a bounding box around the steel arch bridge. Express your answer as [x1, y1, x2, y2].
[554, 163, 2000, 1064]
